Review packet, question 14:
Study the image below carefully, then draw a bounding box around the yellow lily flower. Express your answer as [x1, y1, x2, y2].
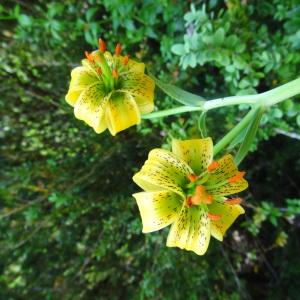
[65, 39, 155, 135]
[132, 138, 248, 255]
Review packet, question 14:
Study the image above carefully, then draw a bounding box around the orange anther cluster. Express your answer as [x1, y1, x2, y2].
[123, 55, 129, 65]
[207, 161, 219, 172]
[115, 43, 122, 56]
[98, 38, 106, 53]
[188, 173, 197, 182]
[207, 212, 222, 221]
[225, 197, 242, 205]
[85, 51, 94, 63]
[228, 171, 246, 183]
[112, 69, 119, 78]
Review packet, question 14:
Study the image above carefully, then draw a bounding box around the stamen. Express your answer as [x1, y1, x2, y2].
[228, 171, 246, 183]
[96, 67, 102, 75]
[98, 38, 106, 53]
[225, 197, 242, 205]
[204, 195, 213, 204]
[207, 212, 222, 221]
[207, 161, 219, 172]
[84, 51, 94, 63]
[188, 174, 197, 182]
[112, 69, 119, 78]
[186, 196, 193, 207]
[115, 43, 122, 56]
[123, 55, 129, 65]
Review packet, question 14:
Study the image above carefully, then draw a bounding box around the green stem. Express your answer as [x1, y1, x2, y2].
[213, 106, 258, 156]
[204, 77, 300, 110]
[143, 78, 300, 119]
[142, 106, 202, 119]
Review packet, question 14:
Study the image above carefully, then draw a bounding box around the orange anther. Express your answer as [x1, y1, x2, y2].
[98, 38, 106, 53]
[123, 55, 129, 65]
[115, 43, 122, 56]
[207, 212, 222, 221]
[186, 196, 193, 207]
[228, 171, 246, 183]
[112, 69, 118, 78]
[96, 67, 102, 75]
[188, 174, 197, 182]
[204, 195, 213, 204]
[207, 161, 219, 172]
[225, 198, 242, 205]
[84, 51, 94, 63]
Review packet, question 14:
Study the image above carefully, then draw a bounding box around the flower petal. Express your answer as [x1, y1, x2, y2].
[206, 154, 238, 184]
[74, 84, 107, 133]
[208, 198, 245, 241]
[166, 205, 211, 255]
[172, 138, 213, 175]
[133, 191, 181, 233]
[105, 92, 141, 136]
[133, 149, 192, 198]
[206, 178, 248, 197]
[65, 66, 99, 106]
[119, 72, 155, 113]
[205, 154, 248, 196]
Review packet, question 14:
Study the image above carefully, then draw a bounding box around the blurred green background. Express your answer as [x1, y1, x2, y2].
[1, 0, 300, 299]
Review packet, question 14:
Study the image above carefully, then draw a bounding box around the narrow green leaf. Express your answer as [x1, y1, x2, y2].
[234, 106, 265, 165]
[198, 112, 207, 138]
[150, 74, 206, 107]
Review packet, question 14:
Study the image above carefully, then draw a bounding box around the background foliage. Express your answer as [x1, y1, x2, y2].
[1, 0, 300, 299]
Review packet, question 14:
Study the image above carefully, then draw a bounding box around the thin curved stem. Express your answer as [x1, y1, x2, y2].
[213, 106, 259, 156]
[142, 106, 202, 119]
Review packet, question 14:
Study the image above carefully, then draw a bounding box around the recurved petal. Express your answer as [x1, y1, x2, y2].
[206, 178, 248, 197]
[105, 92, 141, 136]
[208, 198, 245, 241]
[135, 95, 154, 114]
[132, 149, 192, 198]
[74, 84, 107, 133]
[172, 138, 213, 174]
[206, 154, 238, 185]
[166, 205, 211, 255]
[119, 72, 155, 112]
[65, 66, 99, 106]
[133, 191, 181, 233]
[148, 149, 193, 183]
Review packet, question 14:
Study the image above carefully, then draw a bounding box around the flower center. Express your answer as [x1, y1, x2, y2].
[84, 39, 130, 94]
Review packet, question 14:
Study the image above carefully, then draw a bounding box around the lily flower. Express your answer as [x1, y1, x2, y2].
[65, 39, 155, 135]
[132, 138, 248, 255]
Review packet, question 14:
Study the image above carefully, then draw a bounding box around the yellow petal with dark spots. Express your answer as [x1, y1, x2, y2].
[206, 154, 239, 185]
[166, 205, 211, 255]
[105, 92, 141, 136]
[208, 198, 245, 241]
[119, 72, 155, 113]
[148, 149, 193, 183]
[206, 178, 248, 196]
[172, 138, 213, 174]
[65, 66, 99, 106]
[133, 191, 181, 233]
[135, 95, 154, 114]
[74, 84, 107, 133]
